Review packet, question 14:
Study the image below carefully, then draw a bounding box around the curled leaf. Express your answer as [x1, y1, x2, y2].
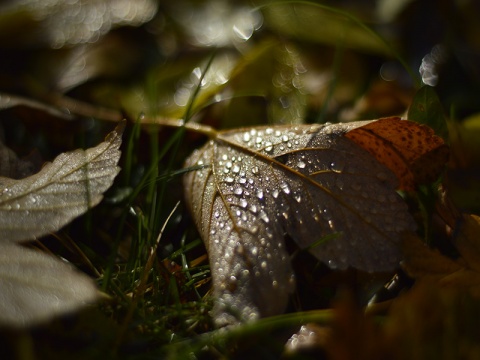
[0, 243, 99, 328]
[0, 122, 124, 243]
[183, 119, 442, 325]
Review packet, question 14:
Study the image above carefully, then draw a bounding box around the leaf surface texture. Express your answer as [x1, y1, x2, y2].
[184, 118, 440, 325]
[0, 122, 124, 242]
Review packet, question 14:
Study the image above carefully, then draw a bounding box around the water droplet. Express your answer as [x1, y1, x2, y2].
[256, 190, 264, 200]
[243, 132, 251, 142]
[265, 142, 273, 152]
[328, 219, 334, 229]
[259, 210, 269, 223]
[282, 134, 289, 142]
[297, 161, 306, 169]
[272, 189, 279, 198]
[240, 198, 248, 208]
[214, 211, 220, 218]
[261, 261, 267, 269]
[295, 195, 302, 203]
[329, 160, 345, 173]
[225, 177, 234, 183]
[280, 182, 290, 194]
[255, 136, 263, 144]
[226, 161, 232, 168]
[232, 164, 240, 173]
[239, 177, 247, 184]
[251, 166, 259, 174]
[250, 204, 258, 213]
[222, 154, 228, 161]
[234, 188, 243, 195]
[327, 259, 337, 269]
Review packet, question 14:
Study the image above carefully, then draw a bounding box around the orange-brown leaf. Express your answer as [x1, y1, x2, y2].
[345, 117, 449, 191]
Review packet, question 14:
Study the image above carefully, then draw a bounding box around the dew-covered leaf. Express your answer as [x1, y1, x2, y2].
[183, 118, 447, 326]
[345, 117, 449, 191]
[0, 243, 99, 328]
[0, 122, 124, 243]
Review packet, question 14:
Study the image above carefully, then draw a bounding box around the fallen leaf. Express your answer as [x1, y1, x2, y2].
[385, 280, 480, 360]
[0, 243, 100, 328]
[345, 117, 449, 191]
[401, 233, 462, 279]
[184, 118, 448, 326]
[402, 214, 480, 297]
[0, 121, 124, 243]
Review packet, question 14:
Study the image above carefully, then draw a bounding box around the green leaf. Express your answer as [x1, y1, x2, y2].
[407, 85, 449, 140]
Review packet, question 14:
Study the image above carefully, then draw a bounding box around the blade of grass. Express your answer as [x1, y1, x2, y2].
[114, 202, 180, 352]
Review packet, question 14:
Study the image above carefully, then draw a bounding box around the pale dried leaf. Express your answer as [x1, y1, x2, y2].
[0, 243, 99, 328]
[184, 120, 418, 325]
[0, 122, 124, 243]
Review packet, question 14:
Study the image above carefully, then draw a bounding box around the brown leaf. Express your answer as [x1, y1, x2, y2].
[401, 233, 462, 279]
[184, 120, 423, 326]
[402, 215, 480, 296]
[345, 117, 449, 191]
